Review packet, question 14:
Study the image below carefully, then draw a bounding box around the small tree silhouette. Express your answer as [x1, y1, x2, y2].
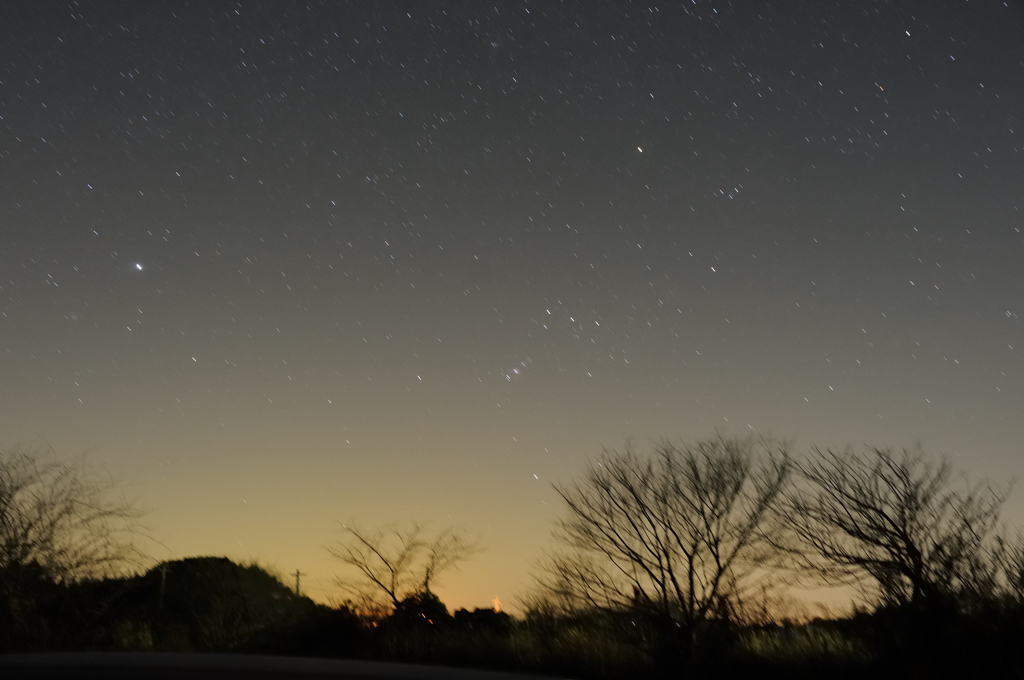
[329, 523, 479, 613]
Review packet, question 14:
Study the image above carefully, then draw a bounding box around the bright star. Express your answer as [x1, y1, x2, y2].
[135, 263, 143, 270]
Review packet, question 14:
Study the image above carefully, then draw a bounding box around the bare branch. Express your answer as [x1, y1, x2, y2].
[422, 526, 481, 592]
[0, 445, 146, 584]
[778, 445, 1009, 609]
[535, 435, 793, 628]
[329, 522, 480, 612]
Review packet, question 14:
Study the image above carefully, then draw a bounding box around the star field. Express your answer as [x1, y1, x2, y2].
[1, 1, 1022, 609]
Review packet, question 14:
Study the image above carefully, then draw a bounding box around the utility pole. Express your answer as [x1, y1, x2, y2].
[293, 569, 305, 597]
[159, 564, 170, 610]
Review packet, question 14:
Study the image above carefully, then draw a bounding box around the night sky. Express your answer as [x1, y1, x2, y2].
[3, 1, 1023, 610]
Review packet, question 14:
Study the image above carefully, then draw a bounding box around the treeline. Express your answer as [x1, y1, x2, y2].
[3, 438, 1024, 677]
[527, 437, 1024, 677]
[0, 556, 619, 678]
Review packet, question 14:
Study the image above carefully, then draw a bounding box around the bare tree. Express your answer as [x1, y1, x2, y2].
[329, 522, 479, 611]
[974, 529, 1024, 608]
[535, 435, 793, 629]
[0, 444, 145, 584]
[780, 445, 1009, 609]
[421, 526, 479, 593]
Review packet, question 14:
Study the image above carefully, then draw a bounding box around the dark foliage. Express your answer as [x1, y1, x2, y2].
[0, 556, 343, 654]
[388, 590, 453, 629]
[242, 605, 366, 658]
[453, 607, 514, 634]
[0, 562, 60, 651]
[8, 557, 1024, 678]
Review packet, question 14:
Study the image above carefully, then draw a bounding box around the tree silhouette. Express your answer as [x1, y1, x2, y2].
[535, 436, 793, 630]
[0, 445, 144, 585]
[329, 522, 479, 612]
[780, 445, 1009, 609]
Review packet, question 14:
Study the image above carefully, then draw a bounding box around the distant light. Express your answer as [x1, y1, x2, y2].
[637, 146, 643, 152]
[135, 263, 143, 270]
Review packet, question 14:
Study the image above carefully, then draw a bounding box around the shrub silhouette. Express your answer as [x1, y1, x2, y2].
[389, 590, 452, 628]
[0, 561, 58, 651]
[453, 607, 513, 634]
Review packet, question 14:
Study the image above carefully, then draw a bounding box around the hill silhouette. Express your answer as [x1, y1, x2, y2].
[135, 556, 320, 650]
[1, 556, 361, 654]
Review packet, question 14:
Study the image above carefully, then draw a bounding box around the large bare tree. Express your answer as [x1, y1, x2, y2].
[535, 436, 793, 628]
[0, 445, 144, 584]
[329, 522, 479, 611]
[780, 445, 1009, 608]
